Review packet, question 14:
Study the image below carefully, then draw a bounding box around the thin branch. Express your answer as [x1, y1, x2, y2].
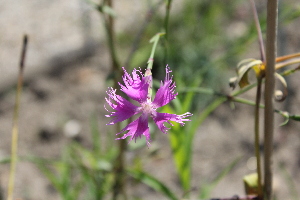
[275, 52, 300, 62]
[250, 0, 266, 62]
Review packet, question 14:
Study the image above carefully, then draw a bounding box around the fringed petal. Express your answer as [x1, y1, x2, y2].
[105, 65, 193, 147]
[153, 112, 193, 134]
[105, 87, 140, 125]
[119, 67, 149, 103]
[152, 66, 177, 108]
[116, 114, 151, 146]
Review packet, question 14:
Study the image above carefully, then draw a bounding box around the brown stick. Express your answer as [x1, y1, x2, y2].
[264, 0, 278, 199]
[7, 34, 28, 200]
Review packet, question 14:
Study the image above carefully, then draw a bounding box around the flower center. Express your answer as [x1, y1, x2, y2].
[141, 102, 155, 115]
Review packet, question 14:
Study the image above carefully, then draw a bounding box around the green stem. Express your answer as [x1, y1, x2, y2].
[100, 1, 126, 199]
[7, 35, 28, 200]
[145, 32, 165, 101]
[254, 77, 263, 198]
[101, 0, 120, 73]
[232, 82, 258, 97]
[163, 0, 172, 65]
[231, 97, 260, 107]
[178, 87, 217, 95]
[264, 0, 278, 199]
[113, 125, 127, 200]
[164, 0, 172, 41]
[147, 32, 165, 70]
[180, 89, 294, 124]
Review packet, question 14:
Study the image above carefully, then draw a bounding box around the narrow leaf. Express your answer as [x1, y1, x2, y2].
[199, 157, 240, 199]
[127, 169, 178, 200]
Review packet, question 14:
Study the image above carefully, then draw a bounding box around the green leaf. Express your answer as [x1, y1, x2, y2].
[180, 74, 202, 112]
[161, 104, 190, 191]
[129, 45, 152, 68]
[277, 111, 300, 126]
[280, 3, 300, 24]
[274, 73, 288, 102]
[90, 114, 101, 156]
[0, 157, 11, 164]
[127, 169, 178, 200]
[243, 173, 259, 195]
[169, 126, 191, 192]
[30, 157, 65, 195]
[163, 96, 226, 193]
[102, 5, 117, 17]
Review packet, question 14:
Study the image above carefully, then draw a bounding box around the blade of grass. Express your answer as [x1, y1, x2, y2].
[165, 95, 226, 193]
[90, 114, 101, 156]
[28, 157, 65, 195]
[127, 169, 178, 200]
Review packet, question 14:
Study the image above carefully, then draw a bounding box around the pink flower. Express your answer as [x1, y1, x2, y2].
[105, 66, 192, 146]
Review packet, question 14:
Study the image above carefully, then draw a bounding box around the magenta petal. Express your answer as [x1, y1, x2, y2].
[105, 87, 140, 125]
[153, 112, 193, 134]
[116, 114, 151, 145]
[152, 66, 177, 108]
[119, 67, 149, 103]
[105, 65, 193, 147]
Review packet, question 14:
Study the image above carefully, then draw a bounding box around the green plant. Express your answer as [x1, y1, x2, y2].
[29, 115, 118, 200]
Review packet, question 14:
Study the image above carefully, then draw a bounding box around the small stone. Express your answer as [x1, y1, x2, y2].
[63, 120, 82, 138]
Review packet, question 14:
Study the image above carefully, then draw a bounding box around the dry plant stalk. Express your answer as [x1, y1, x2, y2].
[7, 35, 28, 200]
[264, 0, 278, 199]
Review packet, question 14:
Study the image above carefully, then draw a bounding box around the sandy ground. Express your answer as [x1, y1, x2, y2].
[0, 1, 300, 200]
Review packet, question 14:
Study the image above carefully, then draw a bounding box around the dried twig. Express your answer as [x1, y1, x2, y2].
[7, 34, 28, 200]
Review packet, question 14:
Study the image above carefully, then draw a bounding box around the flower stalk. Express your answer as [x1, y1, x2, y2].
[250, 0, 266, 63]
[264, 0, 278, 199]
[99, 0, 125, 199]
[254, 77, 263, 198]
[147, 32, 165, 70]
[163, 0, 172, 65]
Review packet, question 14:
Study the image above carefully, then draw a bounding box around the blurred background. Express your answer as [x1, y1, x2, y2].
[0, 0, 300, 199]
